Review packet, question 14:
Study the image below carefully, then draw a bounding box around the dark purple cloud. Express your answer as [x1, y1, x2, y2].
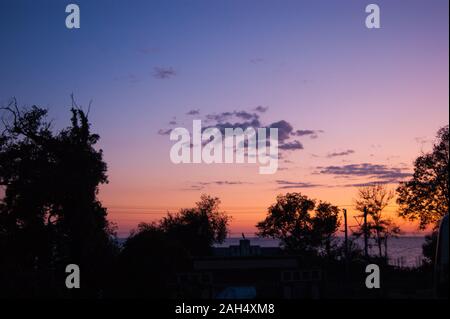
[279, 140, 304, 150]
[157, 128, 172, 135]
[327, 149, 355, 158]
[205, 110, 259, 123]
[268, 120, 294, 143]
[254, 106, 269, 113]
[153, 67, 176, 79]
[159, 107, 321, 154]
[342, 180, 401, 188]
[186, 109, 200, 116]
[276, 180, 322, 189]
[292, 129, 324, 139]
[317, 163, 411, 180]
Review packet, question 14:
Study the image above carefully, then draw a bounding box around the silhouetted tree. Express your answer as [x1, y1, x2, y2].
[113, 223, 190, 298]
[113, 195, 230, 298]
[397, 126, 448, 266]
[313, 202, 341, 258]
[256, 193, 341, 256]
[397, 126, 449, 229]
[256, 193, 316, 253]
[353, 184, 396, 258]
[160, 194, 230, 256]
[0, 99, 117, 297]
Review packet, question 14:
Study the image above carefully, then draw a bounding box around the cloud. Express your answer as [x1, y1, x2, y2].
[182, 184, 205, 191]
[279, 140, 304, 150]
[254, 106, 269, 113]
[159, 107, 321, 154]
[327, 149, 355, 158]
[157, 128, 172, 135]
[341, 180, 402, 188]
[207, 119, 262, 136]
[250, 58, 264, 64]
[203, 181, 248, 186]
[153, 67, 176, 79]
[184, 181, 250, 191]
[276, 180, 322, 189]
[205, 111, 259, 123]
[234, 111, 258, 121]
[317, 163, 411, 180]
[268, 120, 294, 143]
[186, 109, 200, 116]
[292, 129, 323, 139]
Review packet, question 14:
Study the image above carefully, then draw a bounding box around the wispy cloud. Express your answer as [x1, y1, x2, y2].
[186, 109, 200, 116]
[276, 180, 323, 189]
[153, 67, 177, 79]
[183, 180, 251, 191]
[249, 57, 264, 64]
[327, 149, 355, 158]
[205, 110, 259, 123]
[157, 128, 172, 135]
[317, 163, 411, 181]
[341, 180, 402, 188]
[254, 106, 268, 113]
[279, 140, 304, 150]
[292, 129, 324, 139]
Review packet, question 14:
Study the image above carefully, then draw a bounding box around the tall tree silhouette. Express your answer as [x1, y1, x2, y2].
[0, 99, 117, 297]
[397, 125, 449, 229]
[397, 125, 449, 264]
[353, 184, 397, 258]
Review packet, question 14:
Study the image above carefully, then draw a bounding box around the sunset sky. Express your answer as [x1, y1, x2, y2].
[1, 0, 448, 237]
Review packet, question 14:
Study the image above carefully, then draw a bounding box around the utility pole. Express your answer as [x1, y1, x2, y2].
[343, 208, 350, 295]
[363, 206, 369, 259]
[343, 209, 348, 259]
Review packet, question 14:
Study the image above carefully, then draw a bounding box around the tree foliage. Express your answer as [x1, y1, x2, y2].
[160, 194, 230, 256]
[396, 126, 449, 229]
[113, 222, 189, 298]
[256, 192, 340, 256]
[313, 202, 341, 257]
[113, 195, 230, 297]
[0, 99, 117, 297]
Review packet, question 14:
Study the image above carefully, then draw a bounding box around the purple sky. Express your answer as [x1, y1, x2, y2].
[1, 0, 448, 236]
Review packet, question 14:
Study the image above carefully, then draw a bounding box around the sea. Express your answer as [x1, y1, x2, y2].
[117, 236, 426, 268]
[216, 236, 426, 268]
